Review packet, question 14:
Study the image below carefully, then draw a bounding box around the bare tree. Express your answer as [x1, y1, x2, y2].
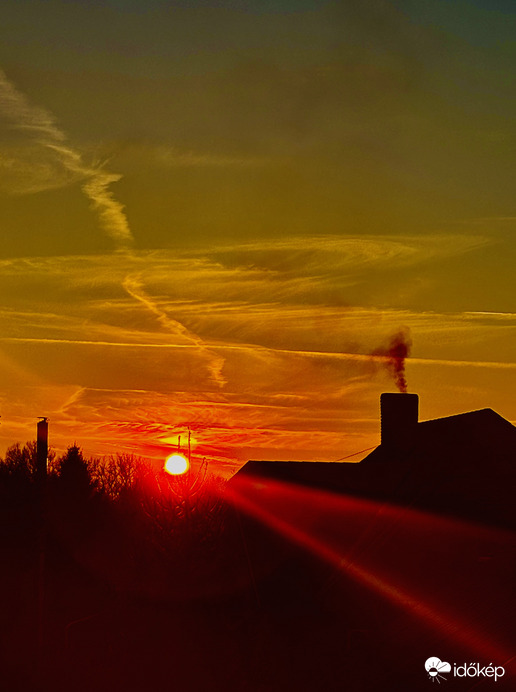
[89, 452, 149, 500]
[1, 440, 55, 480]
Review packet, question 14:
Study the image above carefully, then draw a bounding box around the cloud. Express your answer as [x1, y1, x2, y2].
[55, 384, 364, 467]
[0, 145, 82, 194]
[0, 236, 508, 363]
[0, 234, 513, 466]
[204, 233, 491, 280]
[0, 69, 133, 250]
[0, 230, 490, 281]
[464, 311, 516, 321]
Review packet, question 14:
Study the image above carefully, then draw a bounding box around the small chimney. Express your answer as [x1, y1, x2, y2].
[36, 417, 48, 481]
[380, 393, 418, 450]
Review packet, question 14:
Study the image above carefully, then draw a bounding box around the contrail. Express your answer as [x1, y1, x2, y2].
[0, 70, 227, 389]
[0, 69, 133, 250]
[123, 274, 227, 387]
[1, 335, 515, 372]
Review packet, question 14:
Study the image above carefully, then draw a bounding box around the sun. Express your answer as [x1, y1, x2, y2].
[164, 453, 189, 475]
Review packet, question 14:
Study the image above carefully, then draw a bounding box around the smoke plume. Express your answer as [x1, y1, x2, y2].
[373, 327, 412, 392]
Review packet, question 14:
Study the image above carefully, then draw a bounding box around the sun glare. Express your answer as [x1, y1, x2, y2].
[164, 454, 189, 475]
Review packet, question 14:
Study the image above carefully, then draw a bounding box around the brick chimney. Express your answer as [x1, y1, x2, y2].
[380, 393, 418, 450]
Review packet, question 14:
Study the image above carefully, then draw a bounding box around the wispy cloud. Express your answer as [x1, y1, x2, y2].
[204, 233, 491, 275]
[0, 69, 133, 250]
[0, 233, 513, 466]
[463, 311, 516, 321]
[0, 231, 490, 290]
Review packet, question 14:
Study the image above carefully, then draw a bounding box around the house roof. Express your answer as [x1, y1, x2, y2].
[232, 407, 516, 529]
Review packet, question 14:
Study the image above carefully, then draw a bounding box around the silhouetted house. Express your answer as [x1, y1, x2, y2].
[232, 394, 516, 529]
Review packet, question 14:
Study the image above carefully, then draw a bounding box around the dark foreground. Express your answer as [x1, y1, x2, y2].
[1, 465, 514, 691]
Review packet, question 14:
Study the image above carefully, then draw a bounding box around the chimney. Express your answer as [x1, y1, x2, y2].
[380, 393, 418, 450]
[36, 417, 48, 481]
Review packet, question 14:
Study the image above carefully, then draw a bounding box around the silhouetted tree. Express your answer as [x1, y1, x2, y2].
[1, 440, 37, 479]
[1, 440, 55, 480]
[89, 452, 148, 500]
[56, 444, 94, 499]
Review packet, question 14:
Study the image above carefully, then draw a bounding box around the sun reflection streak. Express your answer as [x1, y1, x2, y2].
[226, 475, 514, 663]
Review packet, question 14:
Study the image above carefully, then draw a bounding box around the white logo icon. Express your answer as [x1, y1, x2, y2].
[425, 657, 452, 683]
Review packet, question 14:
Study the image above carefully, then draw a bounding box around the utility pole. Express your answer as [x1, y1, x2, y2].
[36, 417, 48, 483]
[36, 417, 48, 678]
[188, 429, 191, 473]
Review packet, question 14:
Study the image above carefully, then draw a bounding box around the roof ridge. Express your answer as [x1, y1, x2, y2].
[418, 407, 498, 425]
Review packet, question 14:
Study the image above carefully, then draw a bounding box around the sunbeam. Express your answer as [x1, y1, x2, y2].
[227, 474, 515, 663]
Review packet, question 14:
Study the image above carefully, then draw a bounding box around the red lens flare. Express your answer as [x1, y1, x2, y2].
[227, 475, 514, 663]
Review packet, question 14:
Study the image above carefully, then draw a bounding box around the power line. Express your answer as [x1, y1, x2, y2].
[334, 445, 376, 462]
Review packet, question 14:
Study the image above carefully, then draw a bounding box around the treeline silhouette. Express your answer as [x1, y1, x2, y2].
[1, 442, 348, 692]
[0, 441, 237, 596]
[0, 441, 265, 692]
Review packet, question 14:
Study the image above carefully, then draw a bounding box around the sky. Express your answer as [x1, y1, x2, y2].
[0, 0, 515, 475]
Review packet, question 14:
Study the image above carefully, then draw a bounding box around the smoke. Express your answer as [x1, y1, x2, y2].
[0, 69, 133, 251]
[373, 327, 412, 392]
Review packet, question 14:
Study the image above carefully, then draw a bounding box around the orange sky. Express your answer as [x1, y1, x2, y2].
[0, 1, 515, 475]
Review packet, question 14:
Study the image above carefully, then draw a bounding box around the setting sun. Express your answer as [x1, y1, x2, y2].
[164, 454, 189, 475]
